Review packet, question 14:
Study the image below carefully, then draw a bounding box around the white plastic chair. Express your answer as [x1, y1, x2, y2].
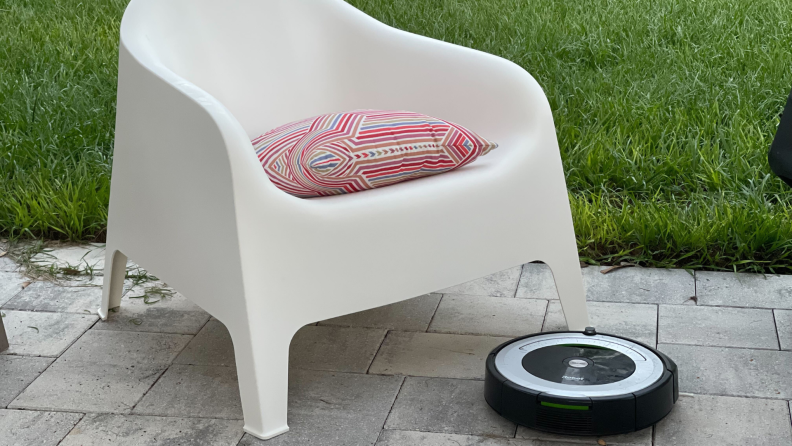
[100, 0, 589, 439]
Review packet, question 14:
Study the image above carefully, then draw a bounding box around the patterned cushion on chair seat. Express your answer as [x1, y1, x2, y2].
[252, 110, 498, 197]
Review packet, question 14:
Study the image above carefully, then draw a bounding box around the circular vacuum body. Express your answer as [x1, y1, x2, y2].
[485, 329, 678, 436]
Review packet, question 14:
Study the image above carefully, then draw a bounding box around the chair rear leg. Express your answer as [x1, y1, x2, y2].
[99, 248, 127, 320]
[544, 244, 590, 331]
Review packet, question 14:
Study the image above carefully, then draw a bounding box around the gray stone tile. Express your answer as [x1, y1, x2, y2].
[658, 344, 792, 399]
[438, 266, 522, 297]
[92, 282, 210, 334]
[655, 393, 792, 445]
[239, 370, 403, 446]
[659, 305, 778, 349]
[174, 319, 235, 366]
[0, 242, 15, 272]
[543, 301, 658, 346]
[429, 295, 546, 337]
[696, 271, 792, 309]
[9, 360, 165, 413]
[775, 310, 792, 350]
[319, 294, 441, 331]
[0, 271, 27, 307]
[2, 277, 102, 314]
[369, 332, 510, 379]
[0, 310, 96, 357]
[133, 364, 242, 419]
[60, 413, 244, 446]
[517, 425, 651, 445]
[515, 263, 558, 299]
[0, 258, 14, 273]
[0, 409, 83, 446]
[0, 356, 53, 408]
[377, 430, 568, 445]
[59, 330, 192, 366]
[289, 325, 387, 373]
[585, 266, 694, 304]
[385, 377, 515, 437]
[519, 265, 695, 305]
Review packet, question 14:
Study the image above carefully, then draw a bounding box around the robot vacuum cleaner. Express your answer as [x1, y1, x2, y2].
[485, 327, 678, 436]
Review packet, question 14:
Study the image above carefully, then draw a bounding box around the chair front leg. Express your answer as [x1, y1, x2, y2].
[227, 312, 301, 440]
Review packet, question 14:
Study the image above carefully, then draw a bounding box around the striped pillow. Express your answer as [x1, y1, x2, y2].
[252, 110, 497, 197]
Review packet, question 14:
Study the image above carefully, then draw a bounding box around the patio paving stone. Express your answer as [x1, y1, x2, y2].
[239, 370, 403, 446]
[9, 361, 165, 413]
[0, 409, 82, 446]
[437, 266, 522, 297]
[542, 301, 658, 346]
[585, 266, 694, 305]
[658, 344, 792, 399]
[384, 377, 515, 437]
[0, 310, 96, 357]
[654, 393, 792, 445]
[174, 319, 235, 366]
[92, 282, 210, 335]
[289, 325, 387, 373]
[0, 242, 15, 272]
[428, 295, 546, 337]
[517, 425, 651, 445]
[2, 278, 102, 314]
[369, 332, 510, 379]
[0, 271, 27, 307]
[519, 265, 695, 305]
[0, 258, 14, 273]
[659, 305, 779, 349]
[696, 271, 792, 309]
[774, 310, 792, 350]
[133, 364, 242, 419]
[5, 244, 792, 444]
[377, 430, 576, 445]
[59, 413, 244, 446]
[0, 356, 53, 408]
[319, 294, 441, 331]
[58, 330, 191, 365]
[515, 263, 558, 299]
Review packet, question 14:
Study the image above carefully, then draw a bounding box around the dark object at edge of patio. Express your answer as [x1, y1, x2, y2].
[0, 313, 8, 353]
[768, 86, 792, 188]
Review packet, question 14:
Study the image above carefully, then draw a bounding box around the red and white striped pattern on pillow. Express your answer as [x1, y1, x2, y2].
[252, 110, 498, 198]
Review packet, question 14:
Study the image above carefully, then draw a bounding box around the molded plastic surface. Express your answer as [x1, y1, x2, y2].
[100, 0, 589, 439]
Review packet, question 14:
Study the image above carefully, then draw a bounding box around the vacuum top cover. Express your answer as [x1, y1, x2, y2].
[494, 332, 664, 398]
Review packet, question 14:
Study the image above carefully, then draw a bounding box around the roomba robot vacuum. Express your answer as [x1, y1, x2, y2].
[485, 328, 678, 436]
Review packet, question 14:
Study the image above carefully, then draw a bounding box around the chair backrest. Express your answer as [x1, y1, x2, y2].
[123, 0, 378, 137]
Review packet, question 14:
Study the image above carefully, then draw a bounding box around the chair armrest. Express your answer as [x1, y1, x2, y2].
[323, 2, 556, 152]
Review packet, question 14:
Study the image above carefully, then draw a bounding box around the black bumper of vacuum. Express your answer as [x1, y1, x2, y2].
[484, 332, 678, 436]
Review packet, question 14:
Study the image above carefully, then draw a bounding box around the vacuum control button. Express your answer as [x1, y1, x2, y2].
[568, 359, 589, 368]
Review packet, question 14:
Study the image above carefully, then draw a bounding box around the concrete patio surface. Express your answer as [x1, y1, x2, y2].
[1, 243, 792, 445]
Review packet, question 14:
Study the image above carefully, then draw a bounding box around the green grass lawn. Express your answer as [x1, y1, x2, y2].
[2, 0, 792, 272]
